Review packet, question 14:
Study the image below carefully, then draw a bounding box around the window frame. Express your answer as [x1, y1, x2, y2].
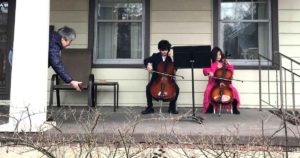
[89, 0, 150, 68]
[213, 0, 279, 69]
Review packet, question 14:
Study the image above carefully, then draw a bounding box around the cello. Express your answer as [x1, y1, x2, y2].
[150, 61, 178, 102]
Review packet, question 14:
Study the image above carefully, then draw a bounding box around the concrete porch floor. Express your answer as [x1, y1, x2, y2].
[1, 105, 300, 147]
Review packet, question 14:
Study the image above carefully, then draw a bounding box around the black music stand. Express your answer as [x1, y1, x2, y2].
[173, 45, 211, 124]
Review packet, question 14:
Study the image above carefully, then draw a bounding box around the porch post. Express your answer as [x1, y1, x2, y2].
[0, 0, 50, 131]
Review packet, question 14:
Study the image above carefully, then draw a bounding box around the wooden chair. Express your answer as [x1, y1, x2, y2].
[49, 49, 95, 107]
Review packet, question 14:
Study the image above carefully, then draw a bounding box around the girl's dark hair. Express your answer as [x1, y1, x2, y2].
[211, 46, 224, 62]
[158, 40, 171, 51]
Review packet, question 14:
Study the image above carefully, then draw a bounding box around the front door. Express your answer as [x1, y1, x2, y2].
[0, 0, 15, 100]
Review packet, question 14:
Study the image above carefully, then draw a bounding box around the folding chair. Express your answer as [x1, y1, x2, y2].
[49, 48, 94, 107]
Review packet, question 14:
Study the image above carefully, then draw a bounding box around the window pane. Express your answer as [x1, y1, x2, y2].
[221, 0, 269, 20]
[253, 2, 268, 19]
[220, 22, 269, 60]
[114, 3, 142, 20]
[237, 0, 252, 2]
[96, 22, 142, 59]
[97, 2, 113, 20]
[222, 0, 235, 2]
[98, 1, 142, 20]
[253, 0, 267, 2]
[0, 2, 8, 86]
[235, 2, 252, 20]
[221, 2, 252, 20]
[221, 2, 236, 20]
[97, 23, 113, 59]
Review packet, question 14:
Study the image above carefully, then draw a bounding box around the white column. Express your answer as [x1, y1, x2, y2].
[0, 0, 51, 131]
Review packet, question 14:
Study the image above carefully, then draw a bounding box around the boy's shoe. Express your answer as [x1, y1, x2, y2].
[141, 107, 154, 114]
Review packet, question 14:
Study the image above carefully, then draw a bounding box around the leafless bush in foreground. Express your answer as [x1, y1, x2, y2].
[0, 106, 299, 158]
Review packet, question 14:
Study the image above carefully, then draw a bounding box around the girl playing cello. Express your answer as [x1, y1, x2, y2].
[203, 47, 240, 114]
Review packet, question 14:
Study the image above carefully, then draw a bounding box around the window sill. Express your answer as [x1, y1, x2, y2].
[92, 64, 144, 68]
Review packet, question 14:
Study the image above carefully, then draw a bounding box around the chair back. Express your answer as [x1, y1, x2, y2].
[60, 48, 91, 89]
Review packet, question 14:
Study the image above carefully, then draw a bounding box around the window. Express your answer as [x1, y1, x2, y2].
[215, 0, 275, 66]
[0, 0, 12, 100]
[94, 0, 145, 65]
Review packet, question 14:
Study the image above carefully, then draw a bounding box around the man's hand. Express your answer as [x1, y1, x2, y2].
[70, 80, 83, 92]
[147, 63, 153, 72]
[208, 72, 214, 77]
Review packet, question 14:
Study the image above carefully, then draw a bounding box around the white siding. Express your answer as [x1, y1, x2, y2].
[277, 0, 300, 109]
[50, 0, 88, 49]
[47, 0, 300, 110]
[279, 0, 300, 57]
[150, 0, 212, 52]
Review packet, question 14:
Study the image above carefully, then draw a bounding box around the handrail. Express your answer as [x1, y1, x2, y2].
[275, 51, 299, 112]
[275, 51, 300, 66]
[257, 51, 300, 113]
[258, 53, 300, 78]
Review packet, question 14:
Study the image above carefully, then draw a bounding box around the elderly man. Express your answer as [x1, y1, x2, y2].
[48, 26, 82, 91]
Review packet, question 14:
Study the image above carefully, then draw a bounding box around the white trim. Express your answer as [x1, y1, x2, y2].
[0, 0, 51, 132]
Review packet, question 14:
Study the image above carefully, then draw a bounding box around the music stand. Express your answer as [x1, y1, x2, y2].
[173, 45, 211, 124]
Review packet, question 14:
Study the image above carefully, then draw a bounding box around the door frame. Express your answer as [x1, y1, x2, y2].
[0, 0, 15, 99]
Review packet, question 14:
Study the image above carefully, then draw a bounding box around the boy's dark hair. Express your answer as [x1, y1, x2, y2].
[158, 40, 171, 51]
[211, 46, 224, 62]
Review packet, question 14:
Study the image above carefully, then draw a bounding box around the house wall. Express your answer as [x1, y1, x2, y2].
[50, 0, 89, 48]
[48, 0, 300, 109]
[277, 0, 300, 106]
[279, 0, 300, 74]
[279, 0, 300, 61]
[48, 0, 89, 106]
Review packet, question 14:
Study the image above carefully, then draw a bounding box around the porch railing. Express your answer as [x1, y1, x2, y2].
[258, 51, 300, 112]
